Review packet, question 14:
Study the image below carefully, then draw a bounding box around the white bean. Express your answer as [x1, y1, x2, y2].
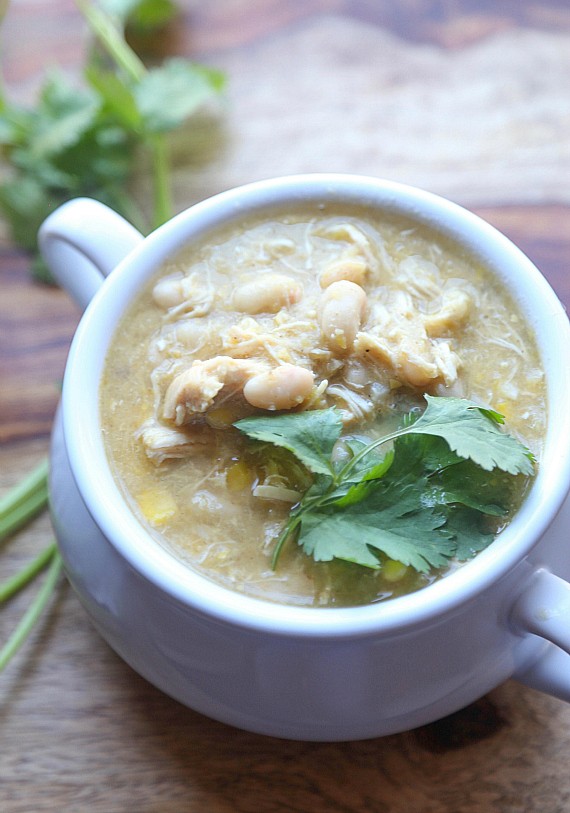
[152, 275, 186, 309]
[319, 280, 367, 353]
[319, 257, 368, 289]
[152, 272, 213, 317]
[243, 364, 314, 411]
[232, 274, 303, 314]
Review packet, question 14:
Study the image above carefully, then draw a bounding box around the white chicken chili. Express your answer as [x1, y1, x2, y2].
[100, 205, 546, 607]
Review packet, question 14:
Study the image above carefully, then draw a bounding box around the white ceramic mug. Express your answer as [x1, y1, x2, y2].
[40, 174, 570, 741]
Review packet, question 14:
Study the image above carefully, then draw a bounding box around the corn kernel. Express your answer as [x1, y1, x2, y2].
[495, 401, 511, 421]
[206, 406, 238, 428]
[226, 460, 254, 492]
[383, 559, 408, 582]
[137, 488, 177, 525]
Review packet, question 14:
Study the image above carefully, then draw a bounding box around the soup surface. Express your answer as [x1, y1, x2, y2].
[100, 205, 546, 606]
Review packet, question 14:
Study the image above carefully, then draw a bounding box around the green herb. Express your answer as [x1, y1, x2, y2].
[0, 0, 226, 670]
[235, 395, 535, 574]
[0, 458, 49, 542]
[99, 0, 177, 31]
[0, 542, 57, 603]
[0, 462, 62, 672]
[0, 544, 63, 672]
[0, 0, 225, 279]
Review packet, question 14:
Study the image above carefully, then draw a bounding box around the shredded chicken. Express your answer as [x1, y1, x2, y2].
[423, 289, 471, 336]
[163, 357, 270, 424]
[138, 419, 215, 463]
[145, 216, 481, 434]
[355, 293, 461, 388]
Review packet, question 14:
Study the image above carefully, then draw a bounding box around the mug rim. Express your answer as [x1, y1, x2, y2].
[60, 173, 570, 638]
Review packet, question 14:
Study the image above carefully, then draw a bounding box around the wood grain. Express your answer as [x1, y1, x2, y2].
[0, 252, 78, 443]
[1, 2, 570, 811]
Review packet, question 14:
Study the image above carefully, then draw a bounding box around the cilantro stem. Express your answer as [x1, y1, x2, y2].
[0, 459, 49, 543]
[0, 542, 58, 603]
[336, 427, 412, 485]
[271, 424, 425, 568]
[0, 547, 63, 672]
[271, 493, 331, 569]
[271, 515, 302, 570]
[75, 0, 175, 230]
[150, 134, 173, 228]
[74, 0, 146, 83]
[0, 458, 49, 519]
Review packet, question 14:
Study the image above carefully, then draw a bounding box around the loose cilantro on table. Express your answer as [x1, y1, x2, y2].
[100, 0, 177, 30]
[0, 0, 225, 670]
[235, 395, 535, 575]
[0, 0, 225, 281]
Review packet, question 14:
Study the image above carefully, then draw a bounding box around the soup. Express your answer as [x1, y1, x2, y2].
[100, 205, 546, 607]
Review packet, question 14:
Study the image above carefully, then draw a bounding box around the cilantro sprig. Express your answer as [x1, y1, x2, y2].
[0, 0, 225, 280]
[235, 396, 535, 575]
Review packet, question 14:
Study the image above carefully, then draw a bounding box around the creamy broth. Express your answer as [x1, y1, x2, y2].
[100, 206, 546, 607]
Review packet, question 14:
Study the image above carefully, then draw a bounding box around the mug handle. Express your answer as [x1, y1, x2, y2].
[38, 198, 144, 310]
[510, 568, 570, 701]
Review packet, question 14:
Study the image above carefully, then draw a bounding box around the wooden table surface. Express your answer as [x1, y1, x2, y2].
[2, 1, 570, 811]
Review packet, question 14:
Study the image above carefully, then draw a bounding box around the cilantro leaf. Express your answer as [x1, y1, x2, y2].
[330, 441, 394, 507]
[134, 59, 226, 134]
[410, 395, 534, 475]
[238, 396, 536, 578]
[100, 0, 177, 29]
[398, 432, 464, 475]
[0, 70, 140, 246]
[0, 1, 226, 273]
[0, 176, 53, 252]
[337, 438, 394, 484]
[445, 506, 496, 561]
[298, 512, 383, 569]
[299, 476, 454, 573]
[27, 75, 100, 159]
[235, 409, 343, 477]
[85, 65, 142, 130]
[430, 458, 513, 516]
